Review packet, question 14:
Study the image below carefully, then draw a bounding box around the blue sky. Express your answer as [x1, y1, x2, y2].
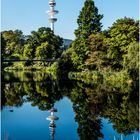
[1, 0, 139, 39]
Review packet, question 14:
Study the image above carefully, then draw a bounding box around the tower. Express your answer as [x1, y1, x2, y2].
[46, 107, 59, 140]
[47, 0, 59, 32]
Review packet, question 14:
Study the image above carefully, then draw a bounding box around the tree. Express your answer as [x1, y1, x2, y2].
[23, 44, 34, 59]
[2, 30, 25, 57]
[57, 50, 74, 80]
[75, 0, 103, 39]
[123, 42, 139, 81]
[35, 42, 53, 59]
[85, 33, 109, 70]
[67, 0, 103, 70]
[35, 42, 53, 65]
[123, 42, 139, 72]
[25, 27, 63, 60]
[107, 17, 139, 69]
[1, 34, 6, 60]
[70, 39, 89, 70]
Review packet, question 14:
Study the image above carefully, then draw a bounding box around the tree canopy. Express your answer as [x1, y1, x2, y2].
[24, 27, 63, 60]
[75, 0, 103, 39]
[107, 17, 139, 69]
[2, 30, 25, 58]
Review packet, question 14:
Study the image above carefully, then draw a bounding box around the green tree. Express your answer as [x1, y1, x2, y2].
[1, 34, 6, 60]
[75, 0, 103, 39]
[70, 39, 89, 70]
[24, 27, 63, 60]
[23, 44, 34, 59]
[57, 50, 74, 80]
[35, 42, 53, 59]
[35, 42, 53, 66]
[107, 17, 139, 69]
[85, 33, 109, 70]
[123, 42, 139, 72]
[67, 0, 103, 70]
[2, 30, 25, 57]
[123, 42, 139, 82]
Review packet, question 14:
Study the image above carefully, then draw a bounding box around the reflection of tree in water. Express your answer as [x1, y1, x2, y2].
[1, 82, 25, 109]
[25, 81, 62, 110]
[2, 71, 64, 111]
[23, 72, 63, 110]
[74, 102, 103, 140]
[2, 71, 20, 82]
[1, 83, 7, 109]
[100, 82, 139, 135]
[2, 71, 139, 138]
[70, 82, 103, 140]
[69, 81, 139, 139]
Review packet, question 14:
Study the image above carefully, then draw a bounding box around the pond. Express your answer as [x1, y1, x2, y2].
[1, 71, 139, 140]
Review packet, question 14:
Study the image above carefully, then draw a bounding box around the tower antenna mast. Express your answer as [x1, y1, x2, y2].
[47, 0, 59, 32]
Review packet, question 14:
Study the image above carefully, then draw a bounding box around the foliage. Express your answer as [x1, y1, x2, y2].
[123, 42, 139, 80]
[35, 42, 53, 59]
[101, 90, 139, 135]
[107, 17, 139, 69]
[1, 30, 25, 57]
[85, 33, 109, 70]
[2, 27, 63, 69]
[75, 0, 103, 39]
[24, 27, 63, 60]
[57, 50, 73, 80]
[35, 42, 53, 66]
[69, 69, 133, 94]
[1, 34, 6, 60]
[70, 39, 89, 70]
[103, 70, 131, 93]
[68, 82, 104, 140]
[2, 83, 25, 107]
[1, 1, 139, 138]
[1, 35, 8, 69]
[68, 71, 103, 85]
[62, 0, 103, 71]
[23, 44, 34, 59]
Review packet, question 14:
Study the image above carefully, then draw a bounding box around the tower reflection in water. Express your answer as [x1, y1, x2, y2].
[46, 107, 59, 140]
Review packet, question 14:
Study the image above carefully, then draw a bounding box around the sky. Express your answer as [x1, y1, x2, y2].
[1, 0, 139, 40]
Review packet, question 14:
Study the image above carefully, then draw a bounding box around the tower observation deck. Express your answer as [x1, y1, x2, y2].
[46, 107, 59, 140]
[47, 0, 59, 31]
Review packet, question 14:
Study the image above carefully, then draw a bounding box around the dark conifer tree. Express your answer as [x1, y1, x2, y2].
[75, 0, 103, 39]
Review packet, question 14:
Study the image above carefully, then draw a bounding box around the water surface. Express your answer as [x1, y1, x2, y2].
[1, 71, 139, 140]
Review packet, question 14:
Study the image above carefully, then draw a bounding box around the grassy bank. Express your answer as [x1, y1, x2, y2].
[4, 62, 57, 73]
[68, 70, 132, 93]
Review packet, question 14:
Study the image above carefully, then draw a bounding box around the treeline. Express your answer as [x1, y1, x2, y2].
[57, 0, 139, 83]
[1, 27, 63, 69]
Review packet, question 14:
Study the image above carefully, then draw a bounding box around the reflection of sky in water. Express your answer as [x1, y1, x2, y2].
[2, 97, 139, 140]
[100, 118, 139, 140]
[2, 97, 79, 140]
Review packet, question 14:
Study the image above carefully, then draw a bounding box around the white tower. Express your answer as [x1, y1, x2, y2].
[46, 107, 59, 140]
[47, 0, 59, 32]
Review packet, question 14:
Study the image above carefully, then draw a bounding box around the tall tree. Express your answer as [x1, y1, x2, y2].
[75, 0, 103, 39]
[68, 0, 103, 70]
